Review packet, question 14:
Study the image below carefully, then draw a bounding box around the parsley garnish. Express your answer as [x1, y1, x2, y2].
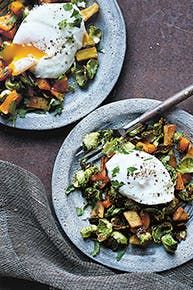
[111, 166, 120, 177]
[76, 207, 84, 216]
[127, 167, 137, 175]
[144, 157, 153, 161]
[71, 9, 82, 27]
[63, 3, 73, 11]
[58, 19, 68, 30]
[65, 184, 75, 195]
[111, 180, 125, 189]
[91, 240, 100, 257]
[116, 248, 126, 261]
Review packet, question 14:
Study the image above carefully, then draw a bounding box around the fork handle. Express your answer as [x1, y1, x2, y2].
[123, 84, 193, 130]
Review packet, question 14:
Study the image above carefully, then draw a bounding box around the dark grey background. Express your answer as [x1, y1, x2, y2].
[1, 0, 193, 288]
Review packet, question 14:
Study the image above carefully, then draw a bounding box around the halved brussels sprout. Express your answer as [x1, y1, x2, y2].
[152, 222, 173, 243]
[97, 219, 113, 242]
[161, 233, 178, 253]
[80, 225, 97, 238]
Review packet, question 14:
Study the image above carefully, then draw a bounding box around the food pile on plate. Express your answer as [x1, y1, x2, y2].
[0, 0, 101, 121]
[67, 119, 193, 259]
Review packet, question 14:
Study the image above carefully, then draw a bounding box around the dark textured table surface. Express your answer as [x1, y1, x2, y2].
[1, 0, 193, 289]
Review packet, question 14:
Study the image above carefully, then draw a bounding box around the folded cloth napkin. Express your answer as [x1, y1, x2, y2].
[0, 161, 193, 290]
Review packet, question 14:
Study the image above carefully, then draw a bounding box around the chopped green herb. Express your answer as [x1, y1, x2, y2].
[111, 166, 120, 177]
[63, 3, 73, 11]
[127, 167, 137, 175]
[65, 184, 75, 195]
[17, 108, 28, 118]
[76, 207, 84, 216]
[71, 9, 82, 27]
[116, 248, 126, 261]
[111, 180, 125, 190]
[58, 19, 68, 30]
[144, 157, 153, 161]
[91, 240, 100, 257]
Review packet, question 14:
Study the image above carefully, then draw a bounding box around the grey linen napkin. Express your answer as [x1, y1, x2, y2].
[0, 160, 193, 290]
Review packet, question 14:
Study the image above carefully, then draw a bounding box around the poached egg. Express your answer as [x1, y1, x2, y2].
[2, 3, 86, 78]
[106, 151, 175, 205]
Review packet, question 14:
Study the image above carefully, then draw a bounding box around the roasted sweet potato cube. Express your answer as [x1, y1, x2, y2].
[140, 212, 150, 230]
[124, 211, 142, 228]
[175, 173, 185, 191]
[178, 137, 190, 152]
[26, 97, 49, 110]
[173, 207, 189, 222]
[168, 154, 177, 168]
[129, 235, 141, 245]
[163, 124, 176, 145]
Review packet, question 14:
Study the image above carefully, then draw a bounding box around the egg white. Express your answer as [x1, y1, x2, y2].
[13, 3, 86, 78]
[106, 151, 175, 205]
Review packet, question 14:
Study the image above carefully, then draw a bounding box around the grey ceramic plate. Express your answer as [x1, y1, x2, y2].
[0, 0, 126, 130]
[52, 99, 193, 272]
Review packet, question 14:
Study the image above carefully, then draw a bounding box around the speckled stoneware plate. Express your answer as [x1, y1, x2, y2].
[0, 0, 126, 130]
[52, 99, 193, 272]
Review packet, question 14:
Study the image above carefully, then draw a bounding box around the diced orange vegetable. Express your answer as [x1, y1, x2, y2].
[175, 172, 185, 191]
[124, 211, 142, 228]
[80, 3, 99, 21]
[0, 14, 17, 32]
[182, 173, 192, 185]
[140, 212, 150, 230]
[76, 47, 98, 62]
[168, 154, 177, 168]
[52, 77, 68, 93]
[136, 142, 156, 154]
[129, 235, 141, 245]
[173, 207, 189, 222]
[26, 96, 49, 110]
[9, 1, 24, 16]
[90, 170, 110, 189]
[0, 90, 21, 114]
[102, 198, 112, 209]
[83, 32, 95, 47]
[178, 136, 190, 152]
[37, 79, 51, 91]
[163, 124, 176, 145]
[0, 26, 17, 39]
[50, 88, 64, 101]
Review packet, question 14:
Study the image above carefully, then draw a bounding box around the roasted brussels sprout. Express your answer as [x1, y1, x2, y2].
[177, 158, 193, 174]
[97, 219, 113, 242]
[161, 233, 178, 253]
[137, 231, 152, 244]
[83, 131, 100, 151]
[72, 166, 98, 188]
[88, 25, 102, 44]
[80, 225, 97, 238]
[111, 231, 128, 245]
[152, 222, 173, 243]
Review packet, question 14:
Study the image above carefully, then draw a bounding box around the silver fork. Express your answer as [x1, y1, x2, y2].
[76, 83, 193, 164]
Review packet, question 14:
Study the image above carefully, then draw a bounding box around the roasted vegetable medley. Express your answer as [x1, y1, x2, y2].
[0, 0, 101, 122]
[67, 119, 193, 259]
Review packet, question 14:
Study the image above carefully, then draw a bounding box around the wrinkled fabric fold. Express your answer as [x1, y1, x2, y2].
[0, 161, 192, 290]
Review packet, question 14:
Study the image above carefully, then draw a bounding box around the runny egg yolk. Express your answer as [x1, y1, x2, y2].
[2, 43, 46, 76]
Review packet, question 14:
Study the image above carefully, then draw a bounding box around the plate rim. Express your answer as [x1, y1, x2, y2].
[52, 98, 193, 272]
[0, 0, 126, 131]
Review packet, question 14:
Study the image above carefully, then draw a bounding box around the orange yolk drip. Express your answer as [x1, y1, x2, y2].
[1, 43, 46, 76]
